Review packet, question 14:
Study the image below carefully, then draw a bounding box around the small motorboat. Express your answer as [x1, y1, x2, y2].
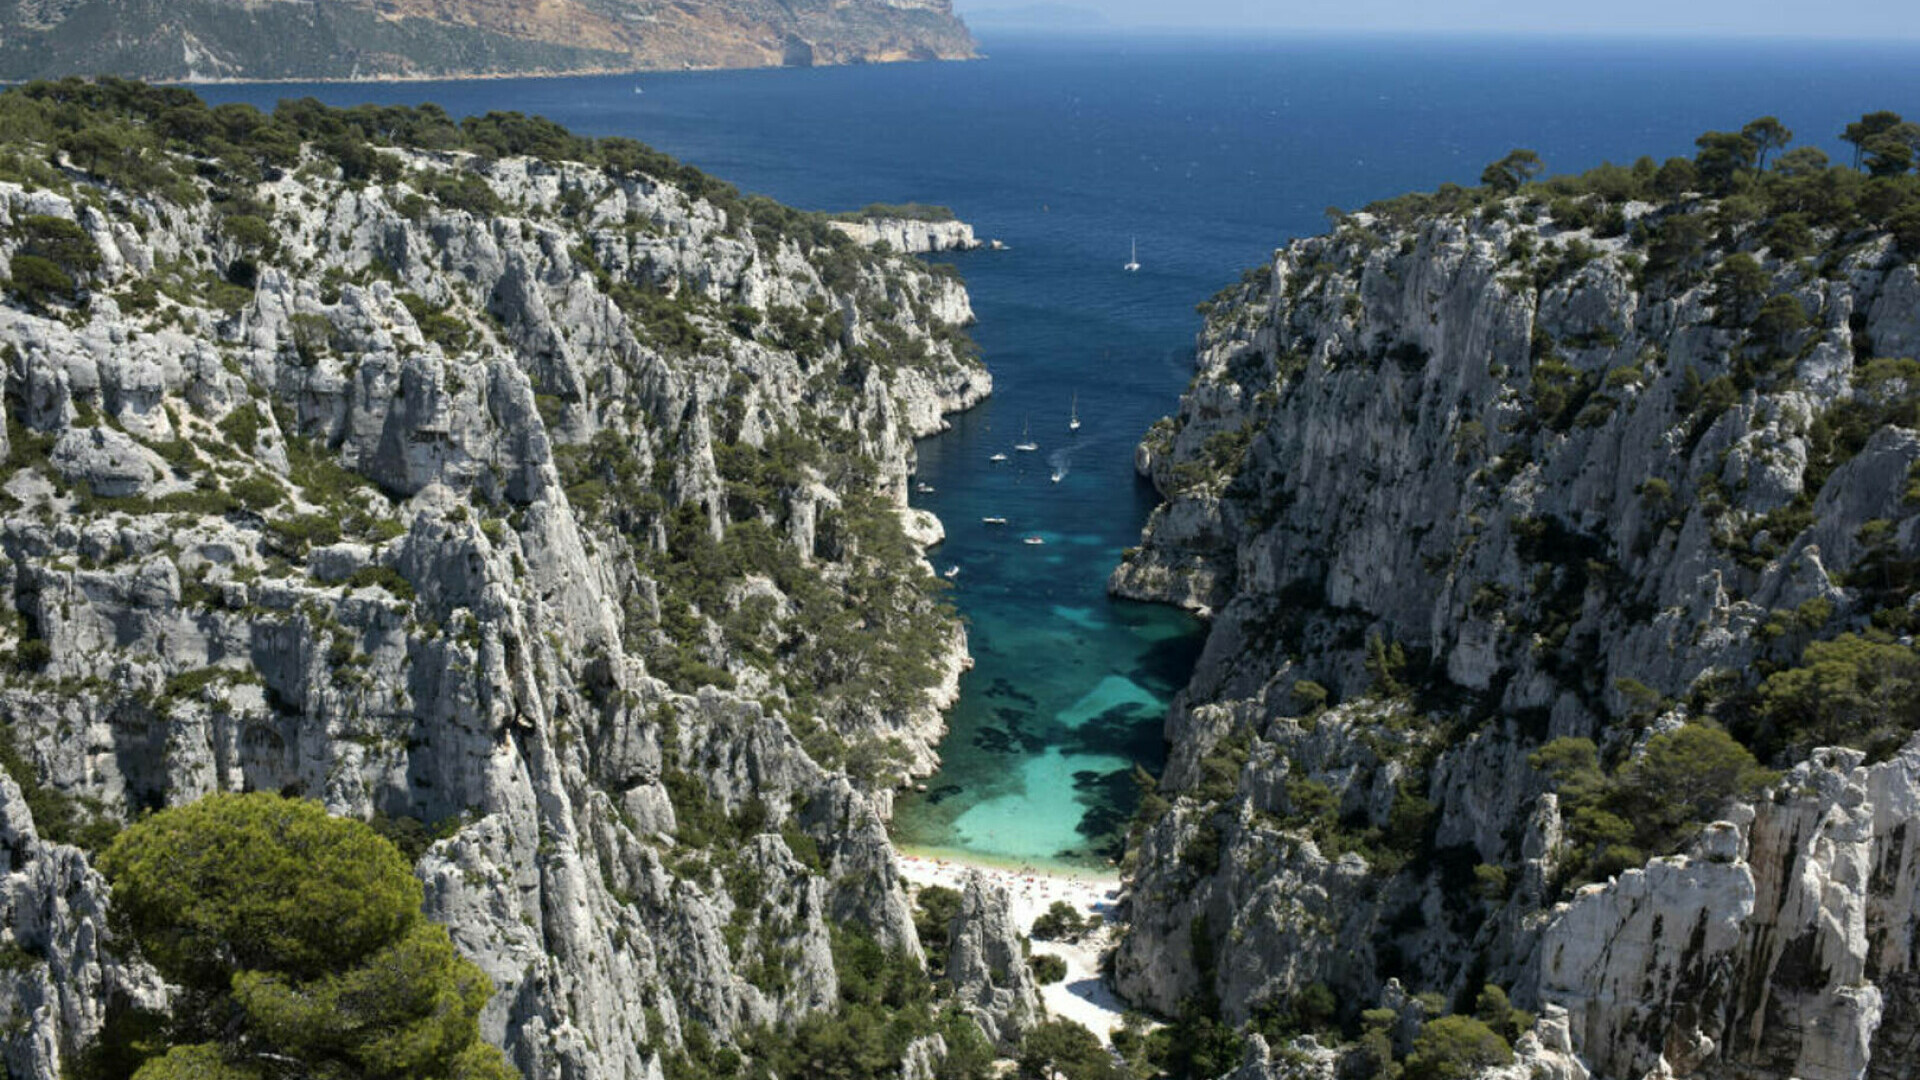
[915, 482, 936, 494]
[1023, 536, 1046, 546]
[981, 517, 1008, 525]
[944, 565, 960, 578]
[989, 453, 1009, 463]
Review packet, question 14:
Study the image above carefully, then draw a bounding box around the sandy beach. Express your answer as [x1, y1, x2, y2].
[897, 851, 1132, 1044]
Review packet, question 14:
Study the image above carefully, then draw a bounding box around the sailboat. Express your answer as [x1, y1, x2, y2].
[1014, 418, 1038, 453]
[1069, 394, 1080, 432]
[1123, 237, 1140, 273]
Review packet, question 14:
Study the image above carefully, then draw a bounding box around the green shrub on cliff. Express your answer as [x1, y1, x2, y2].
[1531, 725, 1774, 886]
[1753, 633, 1920, 762]
[1368, 111, 1920, 264]
[94, 793, 513, 1080]
[1404, 1015, 1512, 1080]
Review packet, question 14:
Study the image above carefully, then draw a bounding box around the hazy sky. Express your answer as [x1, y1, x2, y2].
[953, 0, 1919, 38]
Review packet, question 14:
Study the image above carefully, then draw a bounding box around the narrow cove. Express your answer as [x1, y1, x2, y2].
[887, 326, 1207, 872]
[188, 32, 1916, 876]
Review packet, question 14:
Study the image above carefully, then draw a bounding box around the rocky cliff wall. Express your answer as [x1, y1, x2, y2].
[1112, 186, 1920, 1080]
[0, 88, 990, 1079]
[829, 217, 981, 255]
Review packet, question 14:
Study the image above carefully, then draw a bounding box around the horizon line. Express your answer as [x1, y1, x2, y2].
[957, 23, 1920, 44]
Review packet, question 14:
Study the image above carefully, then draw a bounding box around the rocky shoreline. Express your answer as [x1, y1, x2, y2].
[831, 216, 986, 255]
[0, 0, 978, 83]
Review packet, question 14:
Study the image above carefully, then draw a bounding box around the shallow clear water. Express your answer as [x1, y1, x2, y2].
[198, 32, 1920, 869]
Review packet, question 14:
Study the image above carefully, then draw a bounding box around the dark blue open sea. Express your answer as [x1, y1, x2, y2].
[200, 33, 1920, 870]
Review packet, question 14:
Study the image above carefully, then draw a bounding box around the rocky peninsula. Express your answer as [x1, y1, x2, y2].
[0, 0, 977, 83]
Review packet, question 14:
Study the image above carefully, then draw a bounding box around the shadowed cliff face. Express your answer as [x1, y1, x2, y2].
[1112, 184, 1920, 1079]
[0, 0, 977, 82]
[0, 86, 992, 1079]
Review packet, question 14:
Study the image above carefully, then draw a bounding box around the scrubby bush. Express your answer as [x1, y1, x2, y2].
[1018, 1019, 1123, 1080]
[914, 884, 962, 975]
[1532, 724, 1774, 887]
[6, 253, 77, 308]
[96, 793, 513, 1080]
[1405, 1015, 1512, 1080]
[1031, 899, 1087, 941]
[1754, 633, 1920, 761]
[1030, 953, 1068, 984]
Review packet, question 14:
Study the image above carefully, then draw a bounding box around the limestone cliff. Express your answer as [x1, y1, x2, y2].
[943, 872, 1041, 1052]
[0, 82, 990, 1078]
[1113, 165, 1920, 1080]
[0, 0, 976, 82]
[829, 216, 982, 256]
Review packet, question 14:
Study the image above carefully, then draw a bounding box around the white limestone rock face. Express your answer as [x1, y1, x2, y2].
[1112, 197, 1920, 1080]
[944, 872, 1040, 1052]
[828, 217, 982, 254]
[1528, 743, 1920, 1080]
[1218, 1034, 1341, 1080]
[0, 127, 993, 1078]
[0, 774, 167, 1080]
[48, 426, 161, 497]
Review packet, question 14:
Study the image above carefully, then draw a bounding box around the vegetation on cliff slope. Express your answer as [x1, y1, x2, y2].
[0, 78, 1000, 1079]
[1114, 111, 1920, 1078]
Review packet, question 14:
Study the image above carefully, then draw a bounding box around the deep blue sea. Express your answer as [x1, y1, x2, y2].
[199, 33, 1920, 870]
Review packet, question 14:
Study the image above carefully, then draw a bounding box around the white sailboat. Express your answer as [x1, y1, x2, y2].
[1014, 418, 1038, 453]
[1123, 237, 1141, 273]
[1069, 394, 1080, 432]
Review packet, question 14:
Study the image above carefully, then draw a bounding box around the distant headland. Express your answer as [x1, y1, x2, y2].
[0, 0, 978, 83]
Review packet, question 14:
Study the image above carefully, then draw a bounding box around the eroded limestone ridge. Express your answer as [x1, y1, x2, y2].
[0, 0, 978, 82]
[1114, 149, 1920, 1079]
[0, 82, 993, 1079]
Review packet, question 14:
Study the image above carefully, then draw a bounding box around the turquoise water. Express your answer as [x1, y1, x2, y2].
[198, 33, 1920, 869]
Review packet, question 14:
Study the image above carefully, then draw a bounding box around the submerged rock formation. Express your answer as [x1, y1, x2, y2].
[0, 82, 994, 1078]
[1114, 161, 1920, 1079]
